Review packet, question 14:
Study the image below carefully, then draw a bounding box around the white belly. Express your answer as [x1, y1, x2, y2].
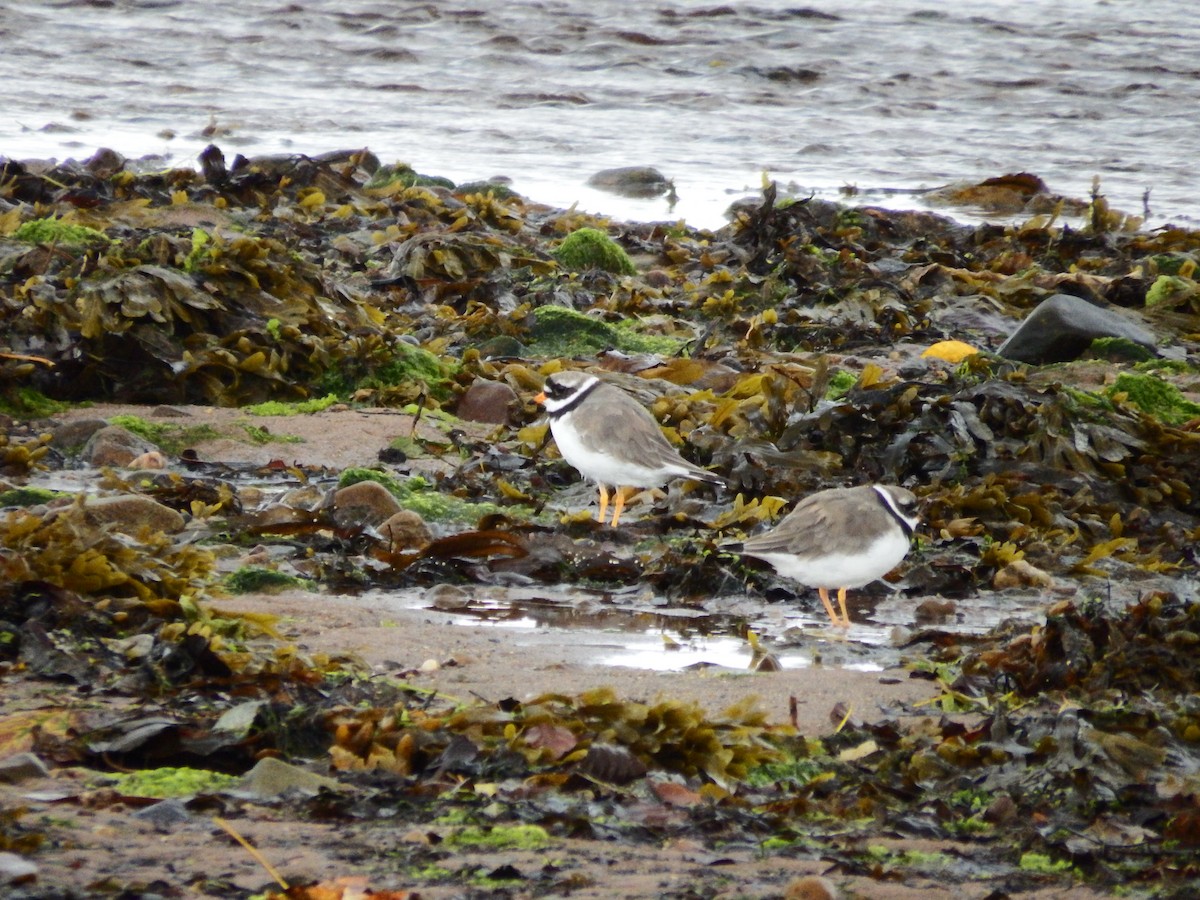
[551, 413, 676, 487]
[752, 528, 912, 589]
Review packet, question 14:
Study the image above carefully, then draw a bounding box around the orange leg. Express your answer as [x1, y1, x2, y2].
[609, 486, 630, 527]
[596, 484, 610, 523]
[817, 587, 841, 627]
[836, 586, 851, 627]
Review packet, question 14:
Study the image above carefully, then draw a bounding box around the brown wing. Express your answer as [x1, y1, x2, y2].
[583, 383, 697, 470]
[742, 487, 887, 557]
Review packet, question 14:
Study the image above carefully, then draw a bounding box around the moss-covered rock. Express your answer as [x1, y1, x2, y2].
[365, 163, 455, 191]
[224, 566, 312, 594]
[1107, 372, 1200, 425]
[527, 306, 680, 358]
[1088, 336, 1155, 362]
[337, 469, 514, 524]
[1145, 273, 1198, 307]
[552, 227, 637, 275]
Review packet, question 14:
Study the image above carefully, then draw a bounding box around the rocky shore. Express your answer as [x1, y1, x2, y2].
[1, 146, 1198, 898]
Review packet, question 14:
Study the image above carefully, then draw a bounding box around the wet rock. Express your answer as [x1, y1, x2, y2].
[0, 851, 38, 885]
[233, 757, 342, 800]
[332, 479, 402, 527]
[80, 424, 158, 467]
[914, 597, 957, 622]
[132, 797, 192, 831]
[82, 493, 186, 534]
[993, 558, 1054, 590]
[472, 335, 529, 359]
[456, 379, 519, 425]
[380, 509, 432, 550]
[996, 293, 1158, 364]
[426, 584, 471, 611]
[784, 875, 842, 900]
[50, 418, 109, 451]
[84, 147, 125, 179]
[586, 166, 672, 199]
[552, 228, 637, 275]
[0, 752, 50, 783]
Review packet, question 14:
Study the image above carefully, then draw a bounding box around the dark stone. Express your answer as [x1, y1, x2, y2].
[132, 798, 192, 831]
[0, 752, 50, 783]
[996, 293, 1158, 364]
[80, 425, 157, 467]
[331, 480, 402, 528]
[456, 380, 519, 426]
[586, 166, 672, 199]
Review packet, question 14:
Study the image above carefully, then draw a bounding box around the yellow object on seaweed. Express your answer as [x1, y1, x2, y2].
[921, 340, 980, 363]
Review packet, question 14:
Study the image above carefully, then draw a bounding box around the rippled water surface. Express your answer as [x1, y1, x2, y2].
[2, 0, 1198, 228]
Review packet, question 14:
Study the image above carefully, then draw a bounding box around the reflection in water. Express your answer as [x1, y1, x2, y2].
[362, 583, 1048, 674]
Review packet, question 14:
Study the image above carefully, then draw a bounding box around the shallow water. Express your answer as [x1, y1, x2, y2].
[3, 0, 1198, 229]
[357, 581, 1053, 674]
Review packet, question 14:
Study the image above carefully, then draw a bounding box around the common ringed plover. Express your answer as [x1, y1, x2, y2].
[738, 484, 919, 627]
[536, 370, 724, 526]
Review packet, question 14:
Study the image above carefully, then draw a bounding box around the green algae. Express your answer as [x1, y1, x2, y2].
[1088, 336, 1155, 362]
[371, 343, 455, 399]
[1145, 273, 1198, 307]
[527, 305, 680, 358]
[1149, 252, 1197, 276]
[0, 487, 62, 508]
[824, 370, 858, 400]
[100, 766, 239, 798]
[13, 216, 110, 246]
[182, 227, 211, 273]
[0, 388, 72, 419]
[1018, 851, 1078, 876]
[552, 227, 637, 275]
[444, 824, 552, 851]
[224, 566, 312, 594]
[1107, 372, 1200, 425]
[316, 343, 456, 402]
[337, 468, 515, 524]
[242, 394, 340, 416]
[107, 415, 222, 454]
[236, 423, 304, 445]
[365, 163, 455, 191]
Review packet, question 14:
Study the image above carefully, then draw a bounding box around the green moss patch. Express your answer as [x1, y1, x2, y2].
[824, 370, 858, 400]
[1107, 372, 1200, 425]
[444, 824, 552, 851]
[365, 163, 455, 191]
[13, 216, 110, 246]
[1145, 274, 1198, 307]
[241, 394, 340, 416]
[236, 423, 304, 445]
[528, 306, 681, 358]
[552, 227, 637, 275]
[107, 415, 222, 454]
[100, 766, 239, 798]
[0, 487, 63, 508]
[338, 468, 516, 524]
[1088, 336, 1155, 362]
[0, 388, 73, 419]
[224, 566, 312, 594]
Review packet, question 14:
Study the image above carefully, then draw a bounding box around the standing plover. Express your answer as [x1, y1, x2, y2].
[536, 370, 724, 526]
[738, 484, 919, 627]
